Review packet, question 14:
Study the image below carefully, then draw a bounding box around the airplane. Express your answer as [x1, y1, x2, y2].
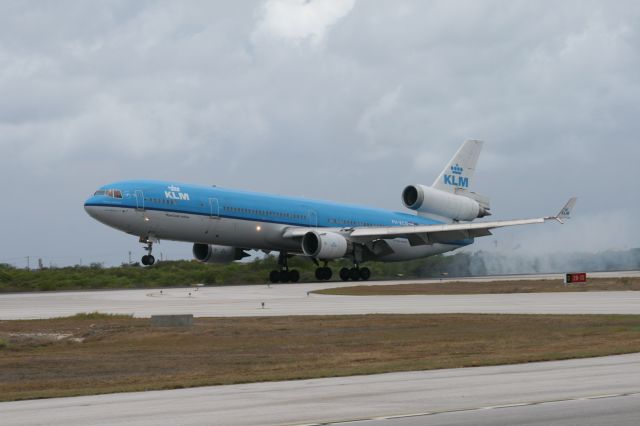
[84, 140, 576, 283]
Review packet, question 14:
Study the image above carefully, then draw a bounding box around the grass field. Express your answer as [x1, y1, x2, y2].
[2, 313, 640, 401]
[314, 277, 640, 296]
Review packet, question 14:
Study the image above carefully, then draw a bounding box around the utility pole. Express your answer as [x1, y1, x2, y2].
[26, 256, 30, 270]
[128, 251, 132, 264]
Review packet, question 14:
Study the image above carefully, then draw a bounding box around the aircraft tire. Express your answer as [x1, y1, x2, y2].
[269, 270, 279, 283]
[279, 270, 290, 283]
[147, 255, 155, 266]
[339, 267, 350, 281]
[359, 267, 371, 281]
[323, 267, 333, 280]
[315, 267, 332, 281]
[349, 267, 360, 281]
[289, 269, 300, 283]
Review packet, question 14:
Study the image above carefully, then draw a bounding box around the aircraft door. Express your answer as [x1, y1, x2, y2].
[135, 190, 145, 211]
[209, 198, 220, 219]
[206, 198, 220, 237]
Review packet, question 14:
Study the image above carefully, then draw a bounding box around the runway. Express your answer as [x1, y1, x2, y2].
[2, 271, 640, 425]
[2, 353, 639, 426]
[1, 271, 639, 320]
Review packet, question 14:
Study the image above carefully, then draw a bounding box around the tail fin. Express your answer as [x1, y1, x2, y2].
[432, 140, 484, 192]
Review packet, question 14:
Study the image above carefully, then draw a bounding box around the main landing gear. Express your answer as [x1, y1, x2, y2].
[339, 265, 370, 281]
[314, 263, 370, 282]
[269, 252, 300, 283]
[140, 238, 155, 266]
[315, 263, 332, 281]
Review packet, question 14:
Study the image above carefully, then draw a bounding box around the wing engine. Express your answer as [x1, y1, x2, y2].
[192, 243, 250, 264]
[301, 231, 349, 260]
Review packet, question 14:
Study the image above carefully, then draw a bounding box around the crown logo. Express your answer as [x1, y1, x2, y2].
[168, 185, 181, 192]
[451, 164, 463, 175]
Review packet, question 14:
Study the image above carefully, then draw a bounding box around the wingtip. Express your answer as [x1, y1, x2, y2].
[555, 197, 578, 221]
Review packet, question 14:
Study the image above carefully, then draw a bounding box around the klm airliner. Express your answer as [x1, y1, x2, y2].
[84, 140, 576, 282]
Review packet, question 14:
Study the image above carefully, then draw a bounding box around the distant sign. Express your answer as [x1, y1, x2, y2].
[564, 272, 587, 284]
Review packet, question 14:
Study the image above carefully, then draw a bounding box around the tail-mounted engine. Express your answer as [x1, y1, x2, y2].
[402, 184, 490, 221]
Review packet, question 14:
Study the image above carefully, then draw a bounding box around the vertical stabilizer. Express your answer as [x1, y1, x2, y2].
[432, 139, 483, 193]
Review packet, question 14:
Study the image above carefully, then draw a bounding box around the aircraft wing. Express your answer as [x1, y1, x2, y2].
[282, 198, 577, 247]
[348, 217, 543, 245]
[348, 198, 577, 246]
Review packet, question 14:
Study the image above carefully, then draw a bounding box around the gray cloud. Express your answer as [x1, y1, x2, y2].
[1, 0, 638, 266]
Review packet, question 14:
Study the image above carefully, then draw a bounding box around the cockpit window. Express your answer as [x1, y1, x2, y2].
[94, 190, 106, 196]
[104, 189, 123, 199]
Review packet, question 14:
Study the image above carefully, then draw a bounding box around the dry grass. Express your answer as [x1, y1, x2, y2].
[314, 277, 640, 296]
[1, 313, 640, 401]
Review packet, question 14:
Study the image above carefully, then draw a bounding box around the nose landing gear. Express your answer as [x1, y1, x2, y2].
[140, 237, 155, 266]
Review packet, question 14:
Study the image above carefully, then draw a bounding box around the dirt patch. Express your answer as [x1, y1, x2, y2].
[314, 277, 640, 296]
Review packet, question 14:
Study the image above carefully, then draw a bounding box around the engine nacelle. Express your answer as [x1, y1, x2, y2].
[301, 231, 349, 260]
[402, 184, 490, 221]
[192, 243, 249, 264]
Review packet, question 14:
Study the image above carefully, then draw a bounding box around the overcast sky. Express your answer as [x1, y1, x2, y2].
[1, 0, 638, 267]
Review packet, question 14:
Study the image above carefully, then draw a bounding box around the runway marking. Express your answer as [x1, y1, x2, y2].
[298, 391, 640, 425]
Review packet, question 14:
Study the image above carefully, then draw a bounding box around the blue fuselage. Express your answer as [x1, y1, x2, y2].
[84, 180, 472, 261]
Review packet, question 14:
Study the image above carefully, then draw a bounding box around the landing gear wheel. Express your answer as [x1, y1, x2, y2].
[339, 267, 350, 281]
[315, 267, 332, 281]
[140, 237, 155, 266]
[349, 267, 360, 281]
[359, 267, 370, 281]
[323, 267, 332, 280]
[279, 270, 290, 283]
[289, 269, 300, 283]
[269, 270, 280, 284]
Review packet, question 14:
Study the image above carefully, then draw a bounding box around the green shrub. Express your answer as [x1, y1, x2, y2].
[69, 312, 134, 320]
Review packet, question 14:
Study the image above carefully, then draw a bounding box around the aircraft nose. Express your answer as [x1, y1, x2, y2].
[84, 197, 100, 219]
[84, 203, 94, 218]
